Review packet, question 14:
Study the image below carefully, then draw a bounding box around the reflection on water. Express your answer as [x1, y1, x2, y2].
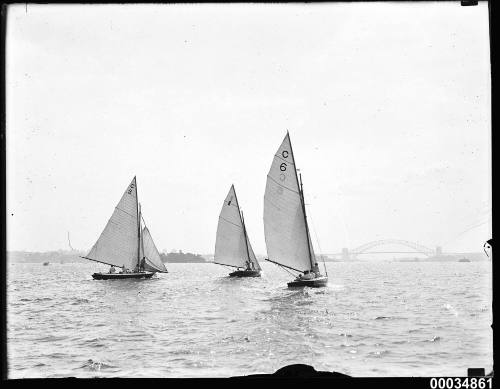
[7, 261, 492, 377]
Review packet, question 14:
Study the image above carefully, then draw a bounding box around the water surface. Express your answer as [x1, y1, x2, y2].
[7, 261, 492, 377]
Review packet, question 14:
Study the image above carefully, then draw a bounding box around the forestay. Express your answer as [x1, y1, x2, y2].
[263, 133, 315, 272]
[86, 177, 139, 270]
[214, 185, 257, 269]
[142, 226, 168, 273]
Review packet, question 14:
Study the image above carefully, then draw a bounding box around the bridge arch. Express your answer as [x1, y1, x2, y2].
[349, 239, 434, 259]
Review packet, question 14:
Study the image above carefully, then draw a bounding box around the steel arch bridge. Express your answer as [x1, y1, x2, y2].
[349, 239, 435, 259]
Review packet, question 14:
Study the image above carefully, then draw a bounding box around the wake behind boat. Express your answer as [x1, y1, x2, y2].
[214, 184, 261, 277]
[81, 176, 168, 280]
[263, 132, 328, 288]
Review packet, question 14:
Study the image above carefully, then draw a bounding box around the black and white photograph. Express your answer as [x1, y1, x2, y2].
[3, 2, 493, 380]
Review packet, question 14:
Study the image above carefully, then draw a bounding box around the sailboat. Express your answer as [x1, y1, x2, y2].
[81, 176, 168, 280]
[214, 184, 261, 277]
[263, 132, 328, 288]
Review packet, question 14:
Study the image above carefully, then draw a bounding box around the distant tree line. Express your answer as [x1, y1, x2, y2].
[8, 249, 208, 264]
[160, 250, 207, 263]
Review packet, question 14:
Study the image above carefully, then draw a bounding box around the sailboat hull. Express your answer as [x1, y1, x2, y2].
[287, 276, 328, 288]
[229, 270, 261, 277]
[92, 272, 155, 280]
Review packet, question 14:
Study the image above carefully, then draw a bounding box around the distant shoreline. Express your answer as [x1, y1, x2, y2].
[7, 250, 489, 264]
[7, 250, 210, 264]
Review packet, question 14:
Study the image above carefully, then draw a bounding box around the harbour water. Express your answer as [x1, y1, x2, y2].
[7, 261, 492, 378]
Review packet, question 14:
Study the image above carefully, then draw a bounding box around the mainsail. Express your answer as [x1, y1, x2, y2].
[141, 226, 168, 273]
[214, 185, 260, 269]
[263, 133, 316, 272]
[86, 177, 140, 270]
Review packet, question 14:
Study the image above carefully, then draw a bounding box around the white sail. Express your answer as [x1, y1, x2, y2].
[142, 226, 168, 273]
[86, 177, 139, 270]
[246, 235, 261, 271]
[263, 133, 315, 272]
[214, 185, 253, 268]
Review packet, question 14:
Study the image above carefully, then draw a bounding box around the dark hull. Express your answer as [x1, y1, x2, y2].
[92, 272, 155, 280]
[229, 270, 261, 277]
[288, 276, 328, 288]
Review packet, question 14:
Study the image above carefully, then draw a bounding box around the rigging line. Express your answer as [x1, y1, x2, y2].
[453, 211, 492, 231]
[278, 264, 297, 278]
[267, 259, 299, 277]
[443, 219, 491, 246]
[306, 204, 328, 276]
[458, 215, 492, 232]
[455, 207, 491, 224]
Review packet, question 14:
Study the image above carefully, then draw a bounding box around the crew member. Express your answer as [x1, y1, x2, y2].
[313, 263, 321, 277]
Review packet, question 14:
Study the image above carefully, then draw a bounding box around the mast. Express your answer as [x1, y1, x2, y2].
[135, 177, 140, 268]
[299, 173, 315, 270]
[139, 203, 145, 263]
[232, 185, 251, 263]
[241, 211, 251, 263]
[287, 133, 315, 270]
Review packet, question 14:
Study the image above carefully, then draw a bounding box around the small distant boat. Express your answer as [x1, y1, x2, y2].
[81, 176, 168, 280]
[263, 132, 328, 288]
[42, 262, 49, 266]
[213, 184, 261, 277]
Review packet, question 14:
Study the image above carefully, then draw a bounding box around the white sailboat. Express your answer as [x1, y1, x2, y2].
[214, 184, 261, 277]
[81, 176, 168, 280]
[263, 132, 328, 287]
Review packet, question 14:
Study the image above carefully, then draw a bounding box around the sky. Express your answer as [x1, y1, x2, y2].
[6, 2, 491, 255]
